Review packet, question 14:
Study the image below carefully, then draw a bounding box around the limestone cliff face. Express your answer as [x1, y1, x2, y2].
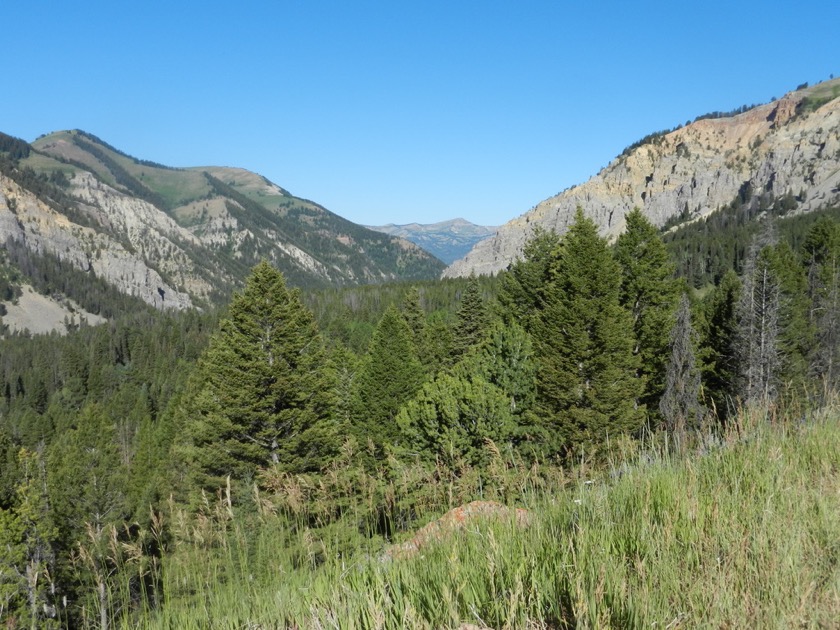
[0, 173, 199, 309]
[444, 81, 840, 278]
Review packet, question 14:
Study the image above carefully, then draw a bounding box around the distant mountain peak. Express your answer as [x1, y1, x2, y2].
[366, 219, 498, 265]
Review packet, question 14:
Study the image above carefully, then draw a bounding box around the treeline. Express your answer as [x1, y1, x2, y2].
[663, 189, 840, 286]
[71, 136, 169, 211]
[0, 238, 154, 321]
[0, 207, 838, 628]
[74, 130, 181, 172]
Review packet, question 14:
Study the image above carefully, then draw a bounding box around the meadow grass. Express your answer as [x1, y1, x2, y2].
[122, 403, 840, 629]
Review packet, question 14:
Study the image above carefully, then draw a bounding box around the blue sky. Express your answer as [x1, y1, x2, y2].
[3, 1, 838, 226]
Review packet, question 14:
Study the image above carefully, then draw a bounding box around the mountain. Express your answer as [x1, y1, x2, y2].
[444, 78, 840, 278]
[0, 130, 445, 325]
[365, 218, 497, 264]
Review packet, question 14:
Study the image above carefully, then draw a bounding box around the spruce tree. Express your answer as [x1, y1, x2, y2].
[180, 261, 336, 494]
[451, 276, 489, 360]
[698, 270, 741, 422]
[532, 209, 644, 455]
[353, 304, 424, 453]
[615, 208, 680, 412]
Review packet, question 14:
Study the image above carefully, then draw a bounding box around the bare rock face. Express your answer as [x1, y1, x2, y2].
[0, 174, 197, 310]
[445, 81, 840, 278]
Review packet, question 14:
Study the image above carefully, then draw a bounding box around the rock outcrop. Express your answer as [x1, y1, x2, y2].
[383, 500, 530, 560]
[445, 79, 840, 278]
[0, 173, 196, 309]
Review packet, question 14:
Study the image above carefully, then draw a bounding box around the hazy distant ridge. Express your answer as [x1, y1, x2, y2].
[366, 218, 497, 264]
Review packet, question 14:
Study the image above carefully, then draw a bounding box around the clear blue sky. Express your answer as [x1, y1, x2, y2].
[3, 1, 838, 227]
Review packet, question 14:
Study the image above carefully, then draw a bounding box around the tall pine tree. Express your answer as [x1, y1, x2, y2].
[353, 305, 424, 454]
[179, 261, 336, 495]
[451, 276, 489, 360]
[532, 209, 644, 456]
[699, 269, 741, 421]
[614, 208, 680, 414]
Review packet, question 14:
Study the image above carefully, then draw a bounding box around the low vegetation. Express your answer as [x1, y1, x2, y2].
[105, 398, 840, 628]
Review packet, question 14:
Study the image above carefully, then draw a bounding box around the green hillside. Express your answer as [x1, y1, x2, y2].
[27, 130, 444, 289]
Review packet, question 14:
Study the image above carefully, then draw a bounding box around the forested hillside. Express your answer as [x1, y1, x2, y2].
[1, 200, 838, 627]
[0, 129, 445, 329]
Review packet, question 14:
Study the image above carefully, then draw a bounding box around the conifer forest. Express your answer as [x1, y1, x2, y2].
[1, 206, 839, 628]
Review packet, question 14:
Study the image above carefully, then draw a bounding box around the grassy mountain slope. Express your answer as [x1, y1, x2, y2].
[130, 402, 840, 628]
[0, 130, 444, 322]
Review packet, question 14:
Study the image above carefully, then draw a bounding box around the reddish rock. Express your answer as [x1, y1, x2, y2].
[384, 500, 529, 560]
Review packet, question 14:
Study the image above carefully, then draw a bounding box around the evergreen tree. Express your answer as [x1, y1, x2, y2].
[660, 295, 703, 442]
[353, 304, 424, 454]
[0, 449, 58, 629]
[397, 320, 536, 466]
[532, 209, 644, 456]
[179, 261, 336, 495]
[737, 236, 781, 406]
[397, 366, 514, 467]
[451, 276, 489, 360]
[424, 310, 454, 375]
[764, 242, 814, 392]
[803, 217, 840, 390]
[497, 227, 562, 325]
[615, 208, 681, 412]
[47, 404, 127, 630]
[400, 287, 431, 370]
[699, 270, 741, 421]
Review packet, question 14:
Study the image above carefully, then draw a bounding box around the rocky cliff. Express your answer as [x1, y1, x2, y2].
[444, 79, 840, 278]
[0, 130, 445, 317]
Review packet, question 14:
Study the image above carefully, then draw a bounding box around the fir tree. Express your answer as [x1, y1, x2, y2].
[532, 209, 644, 456]
[179, 261, 336, 495]
[451, 276, 489, 360]
[353, 304, 424, 453]
[764, 242, 814, 392]
[803, 217, 840, 390]
[400, 287, 431, 370]
[615, 208, 681, 412]
[497, 227, 562, 325]
[699, 269, 741, 421]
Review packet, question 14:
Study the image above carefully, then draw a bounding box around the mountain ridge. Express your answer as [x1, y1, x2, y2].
[444, 78, 840, 278]
[0, 130, 445, 324]
[365, 218, 496, 264]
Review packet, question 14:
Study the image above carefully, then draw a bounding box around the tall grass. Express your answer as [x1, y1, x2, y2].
[121, 402, 840, 629]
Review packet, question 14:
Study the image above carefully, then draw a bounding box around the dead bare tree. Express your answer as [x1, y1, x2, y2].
[737, 223, 780, 407]
[660, 294, 703, 447]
